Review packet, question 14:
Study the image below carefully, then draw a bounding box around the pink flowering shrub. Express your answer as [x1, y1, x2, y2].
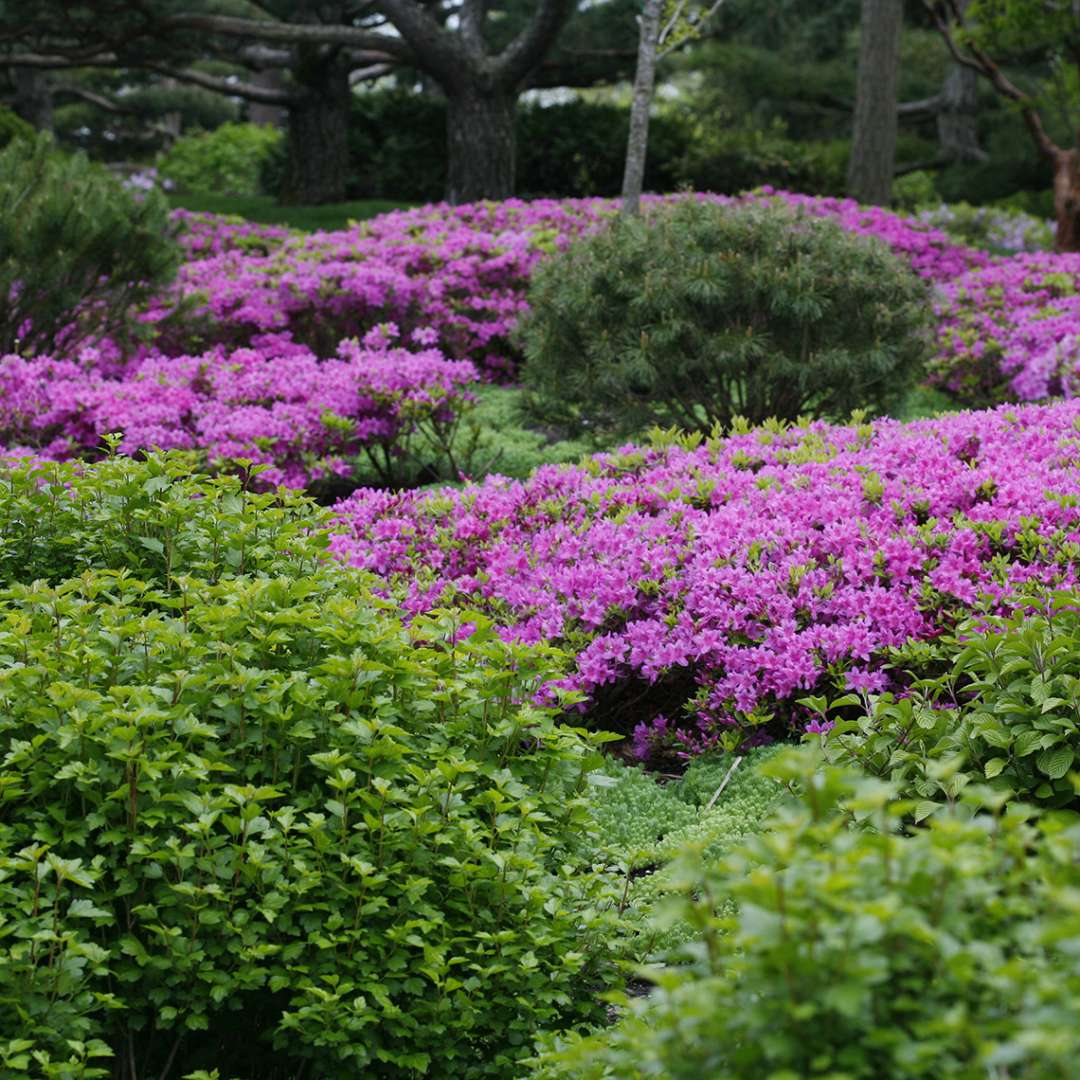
[930, 254, 1080, 407]
[173, 209, 292, 257]
[329, 401, 1080, 760]
[163, 193, 988, 380]
[0, 331, 477, 490]
[747, 188, 992, 282]
[169, 199, 613, 376]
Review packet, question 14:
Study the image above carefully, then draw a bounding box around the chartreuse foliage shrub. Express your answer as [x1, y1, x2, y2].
[814, 592, 1080, 816]
[0, 445, 326, 588]
[0, 453, 622, 1080]
[534, 746, 1080, 1079]
[519, 200, 931, 436]
[158, 122, 282, 197]
[0, 134, 179, 357]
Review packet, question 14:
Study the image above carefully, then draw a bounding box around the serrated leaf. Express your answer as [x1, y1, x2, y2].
[984, 758, 1007, 779]
[1038, 746, 1074, 780]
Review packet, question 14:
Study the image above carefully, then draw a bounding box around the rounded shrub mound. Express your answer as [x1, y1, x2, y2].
[0, 453, 620, 1080]
[158, 121, 282, 197]
[519, 199, 931, 434]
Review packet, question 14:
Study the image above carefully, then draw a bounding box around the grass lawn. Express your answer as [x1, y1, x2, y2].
[167, 192, 415, 231]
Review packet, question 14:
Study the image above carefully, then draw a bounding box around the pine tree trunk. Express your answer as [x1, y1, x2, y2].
[847, 0, 903, 205]
[621, 0, 662, 217]
[445, 87, 516, 204]
[11, 68, 53, 131]
[249, 70, 288, 128]
[279, 51, 350, 205]
[938, 63, 985, 163]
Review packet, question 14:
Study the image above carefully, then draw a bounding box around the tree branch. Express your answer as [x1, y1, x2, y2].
[897, 94, 942, 115]
[3, 51, 120, 69]
[375, 0, 469, 84]
[460, 0, 489, 54]
[51, 83, 132, 114]
[493, 0, 576, 87]
[349, 62, 394, 85]
[926, 0, 1060, 160]
[157, 10, 412, 60]
[147, 64, 300, 106]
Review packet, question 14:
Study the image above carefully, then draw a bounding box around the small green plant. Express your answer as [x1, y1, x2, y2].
[519, 200, 931, 436]
[533, 746, 1080, 1079]
[587, 748, 783, 960]
[158, 122, 283, 197]
[815, 593, 1080, 814]
[0, 134, 179, 356]
[0, 452, 623, 1079]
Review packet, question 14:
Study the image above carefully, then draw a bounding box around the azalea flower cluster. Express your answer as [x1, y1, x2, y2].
[329, 400, 1080, 758]
[164, 193, 988, 379]
[0, 328, 476, 489]
[930, 253, 1080, 406]
[168, 199, 612, 376]
[8, 193, 1073, 485]
[748, 188, 992, 282]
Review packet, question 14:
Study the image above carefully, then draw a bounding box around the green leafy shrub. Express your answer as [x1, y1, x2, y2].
[534, 746, 1080, 1079]
[0, 453, 622, 1079]
[0, 448, 326, 588]
[519, 200, 931, 435]
[516, 101, 688, 200]
[0, 106, 33, 149]
[158, 122, 282, 197]
[815, 594, 1080, 815]
[348, 385, 596, 488]
[0, 134, 180, 356]
[891, 168, 938, 210]
[674, 115, 847, 197]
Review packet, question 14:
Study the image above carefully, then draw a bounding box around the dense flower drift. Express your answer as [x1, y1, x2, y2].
[330, 401, 1080, 756]
[930, 254, 1080, 407]
[166, 193, 990, 380]
[3, 191, 1079, 490]
[0, 331, 476, 489]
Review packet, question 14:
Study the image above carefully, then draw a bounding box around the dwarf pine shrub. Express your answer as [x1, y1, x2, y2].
[0, 134, 179, 356]
[519, 200, 930, 434]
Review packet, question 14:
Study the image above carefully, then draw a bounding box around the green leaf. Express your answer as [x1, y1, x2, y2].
[1038, 746, 1075, 780]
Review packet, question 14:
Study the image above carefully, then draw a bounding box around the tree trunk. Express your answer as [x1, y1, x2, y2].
[938, 64, 985, 164]
[445, 86, 516, 204]
[249, 69, 288, 128]
[279, 50, 350, 205]
[1052, 148, 1080, 252]
[11, 67, 53, 130]
[621, 0, 662, 217]
[847, 0, 903, 205]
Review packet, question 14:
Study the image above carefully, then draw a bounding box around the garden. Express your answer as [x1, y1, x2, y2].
[5, 122, 1080, 1079]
